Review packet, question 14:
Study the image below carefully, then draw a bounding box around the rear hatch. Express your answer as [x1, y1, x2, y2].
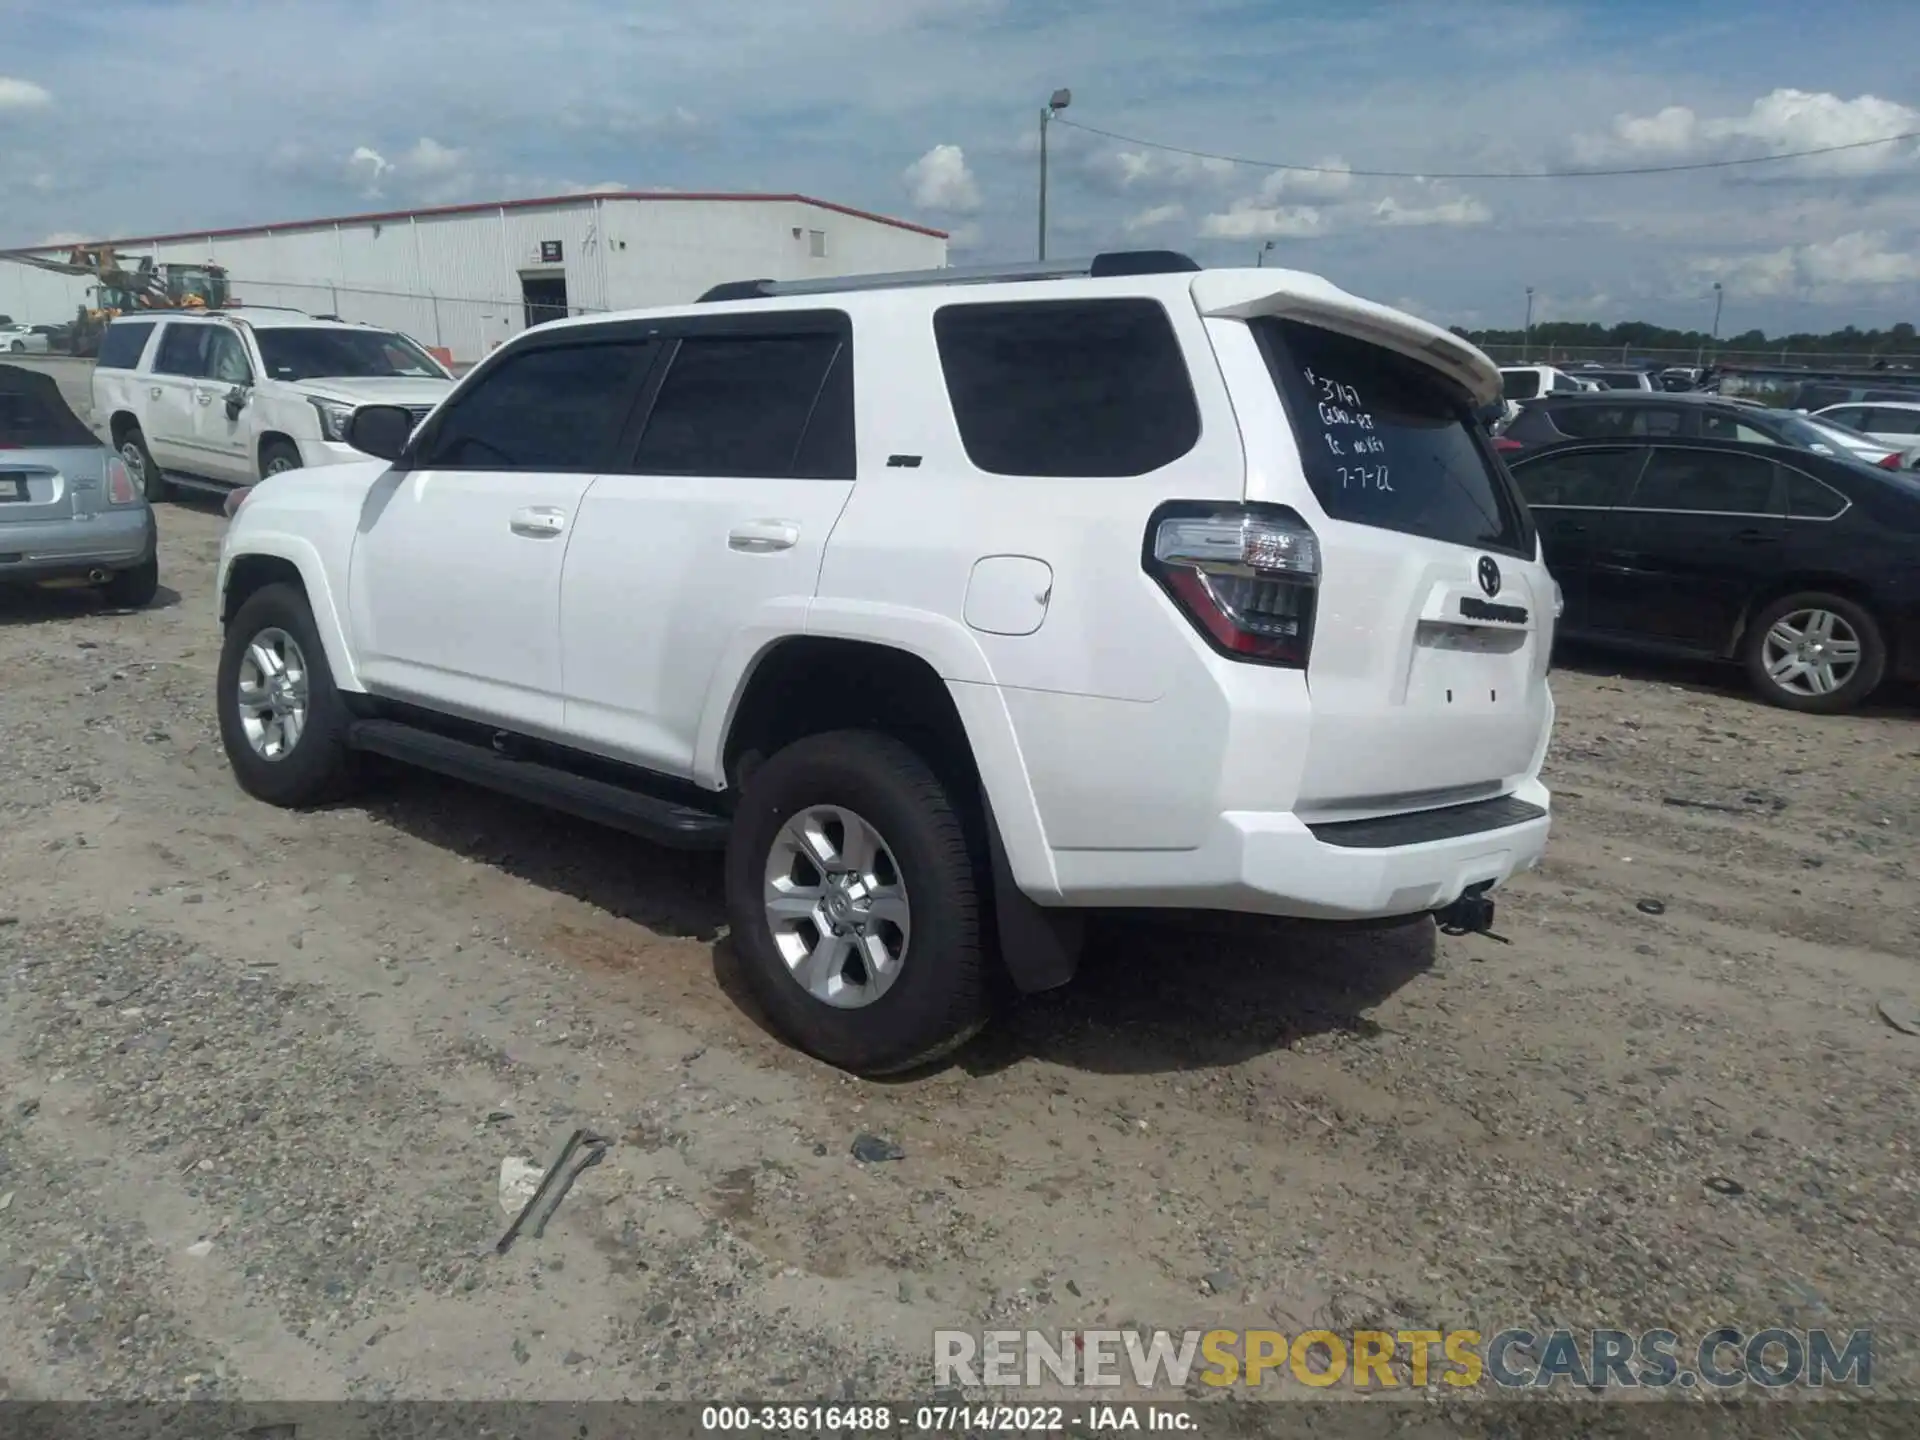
[0, 366, 102, 527]
[1195, 276, 1552, 819]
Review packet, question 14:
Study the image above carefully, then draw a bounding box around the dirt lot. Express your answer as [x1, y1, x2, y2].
[2, 361, 1919, 1404]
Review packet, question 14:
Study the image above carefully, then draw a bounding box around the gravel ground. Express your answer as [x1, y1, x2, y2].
[2, 360, 1918, 1407]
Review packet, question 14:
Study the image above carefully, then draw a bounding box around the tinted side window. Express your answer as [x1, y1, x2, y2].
[1631, 450, 1778, 514]
[96, 321, 154, 371]
[1698, 412, 1778, 445]
[1550, 373, 1581, 392]
[1512, 447, 1643, 507]
[416, 340, 653, 471]
[1502, 370, 1541, 401]
[1821, 406, 1869, 430]
[935, 299, 1199, 477]
[1549, 405, 1682, 440]
[631, 333, 847, 478]
[1785, 470, 1846, 519]
[1865, 407, 1920, 438]
[1257, 317, 1531, 553]
[152, 324, 212, 378]
[205, 330, 252, 384]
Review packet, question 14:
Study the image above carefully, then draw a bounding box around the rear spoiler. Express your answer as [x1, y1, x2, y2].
[1190, 271, 1502, 408]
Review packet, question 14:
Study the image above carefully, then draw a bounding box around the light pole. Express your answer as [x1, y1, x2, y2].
[1038, 87, 1071, 261]
[1523, 286, 1535, 362]
[1711, 281, 1724, 343]
[1256, 240, 1276, 268]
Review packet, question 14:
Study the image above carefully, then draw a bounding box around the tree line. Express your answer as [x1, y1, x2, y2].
[1452, 319, 1919, 357]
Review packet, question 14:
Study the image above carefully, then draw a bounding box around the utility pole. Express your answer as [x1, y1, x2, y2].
[1038, 88, 1071, 261]
[1522, 286, 1535, 362]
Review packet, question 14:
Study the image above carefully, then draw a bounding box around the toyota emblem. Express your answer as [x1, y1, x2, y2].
[1477, 556, 1502, 597]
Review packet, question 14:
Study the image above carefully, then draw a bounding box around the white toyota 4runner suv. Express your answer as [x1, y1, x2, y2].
[214, 251, 1556, 1075]
[91, 309, 454, 504]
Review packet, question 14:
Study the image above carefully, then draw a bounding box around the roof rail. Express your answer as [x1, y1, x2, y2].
[696, 249, 1202, 303]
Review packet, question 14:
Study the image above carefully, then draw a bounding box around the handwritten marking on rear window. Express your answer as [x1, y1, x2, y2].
[1337, 464, 1392, 492]
[1305, 367, 1384, 457]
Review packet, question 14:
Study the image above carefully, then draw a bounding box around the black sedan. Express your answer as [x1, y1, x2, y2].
[1509, 435, 1920, 713]
[1495, 390, 1907, 467]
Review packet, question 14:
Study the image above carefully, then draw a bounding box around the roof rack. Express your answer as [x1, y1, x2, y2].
[696, 249, 1201, 303]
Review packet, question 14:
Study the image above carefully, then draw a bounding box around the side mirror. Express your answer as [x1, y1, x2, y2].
[224, 384, 248, 420]
[346, 404, 413, 463]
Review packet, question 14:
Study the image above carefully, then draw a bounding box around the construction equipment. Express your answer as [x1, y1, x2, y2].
[0, 244, 234, 357]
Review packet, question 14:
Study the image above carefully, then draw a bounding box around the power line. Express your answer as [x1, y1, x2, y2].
[1050, 115, 1920, 180]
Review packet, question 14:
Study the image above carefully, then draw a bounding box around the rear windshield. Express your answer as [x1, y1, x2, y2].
[0, 366, 95, 447]
[1501, 369, 1541, 400]
[1256, 319, 1532, 555]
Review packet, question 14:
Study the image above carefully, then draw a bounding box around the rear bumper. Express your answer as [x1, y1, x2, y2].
[1046, 777, 1551, 919]
[0, 506, 155, 580]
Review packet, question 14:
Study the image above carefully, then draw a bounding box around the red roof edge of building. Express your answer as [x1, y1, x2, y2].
[39, 192, 950, 251]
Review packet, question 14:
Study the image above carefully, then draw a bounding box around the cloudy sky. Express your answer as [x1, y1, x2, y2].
[3, 0, 1919, 334]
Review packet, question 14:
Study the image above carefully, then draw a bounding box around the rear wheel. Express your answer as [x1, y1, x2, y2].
[1742, 591, 1886, 714]
[119, 426, 168, 503]
[725, 730, 989, 1075]
[98, 554, 158, 609]
[8, 341, 23, 354]
[217, 583, 359, 806]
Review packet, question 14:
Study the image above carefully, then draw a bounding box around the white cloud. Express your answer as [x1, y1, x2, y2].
[1370, 193, 1492, 228]
[1124, 202, 1185, 234]
[1256, 159, 1353, 202]
[403, 137, 465, 177]
[0, 77, 51, 111]
[1574, 88, 1920, 177]
[903, 143, 981, 213]
[561, 179, 633, 195]
[1199, 202, 1325, 241]
[38, 230, 90, 246]
[347, 145, 393, 197]
[1693, 231, 1920, 298]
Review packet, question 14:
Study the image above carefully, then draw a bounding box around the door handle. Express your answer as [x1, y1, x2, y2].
[509, 506, 567, 538]
[149, 386, 163, 400]
[195, 391, 213, 406]
[728, 519, 800, 553]
[1732, 529, 1778, 545]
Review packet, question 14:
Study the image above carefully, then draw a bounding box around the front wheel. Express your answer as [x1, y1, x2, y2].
[260, 440, 301, 480]
[8, 341, 22, 354]
[216, 583, 359, 806]
[1742, 591, 1886, 714]
[724, 730, 989, 1075]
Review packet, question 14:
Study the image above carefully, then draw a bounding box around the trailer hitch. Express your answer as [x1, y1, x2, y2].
[1434, 884, 1509, 944]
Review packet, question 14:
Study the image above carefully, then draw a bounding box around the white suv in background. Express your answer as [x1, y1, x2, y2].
[215, 251, 1556, 1075]
[91, 309, 455, 503]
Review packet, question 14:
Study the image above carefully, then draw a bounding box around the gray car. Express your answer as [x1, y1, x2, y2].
[0, 363, 158, 606]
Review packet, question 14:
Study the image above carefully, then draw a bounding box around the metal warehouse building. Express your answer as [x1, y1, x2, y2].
[3, 192, 948, 363]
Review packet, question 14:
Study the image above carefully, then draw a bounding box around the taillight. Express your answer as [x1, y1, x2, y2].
[1145, 504, 1319, 667]
[1494, 437, 1523, 454]
[106, 455, 139, 505]
[1876, 452, 1902, 470]
[223, 485, 253, 518]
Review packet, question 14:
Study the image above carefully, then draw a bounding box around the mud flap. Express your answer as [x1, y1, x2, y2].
[981, 789, 1083, 992]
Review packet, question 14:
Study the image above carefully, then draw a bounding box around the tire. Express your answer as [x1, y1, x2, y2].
[725, 729, 989, 1075]
[1742, 591, 1886, 714]
[98, 553, 158, 609]
[8, 341, 22, 353]
[119, 425, 168, 503]
[216, 582, 359, 807]
[260, 440, 302, 480]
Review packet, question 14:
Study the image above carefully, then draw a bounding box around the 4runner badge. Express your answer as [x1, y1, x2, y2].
[1477, 556, 1502, 597]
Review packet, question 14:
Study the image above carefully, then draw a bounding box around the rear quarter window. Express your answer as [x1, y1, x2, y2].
[1255, 318, 1532, 555]
[933, 299, 1200, 477]
[96, 322, 155, 371]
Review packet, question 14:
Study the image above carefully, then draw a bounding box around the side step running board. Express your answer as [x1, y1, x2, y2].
[346, 719, 730, 850]
[160, 472, 233, 497]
